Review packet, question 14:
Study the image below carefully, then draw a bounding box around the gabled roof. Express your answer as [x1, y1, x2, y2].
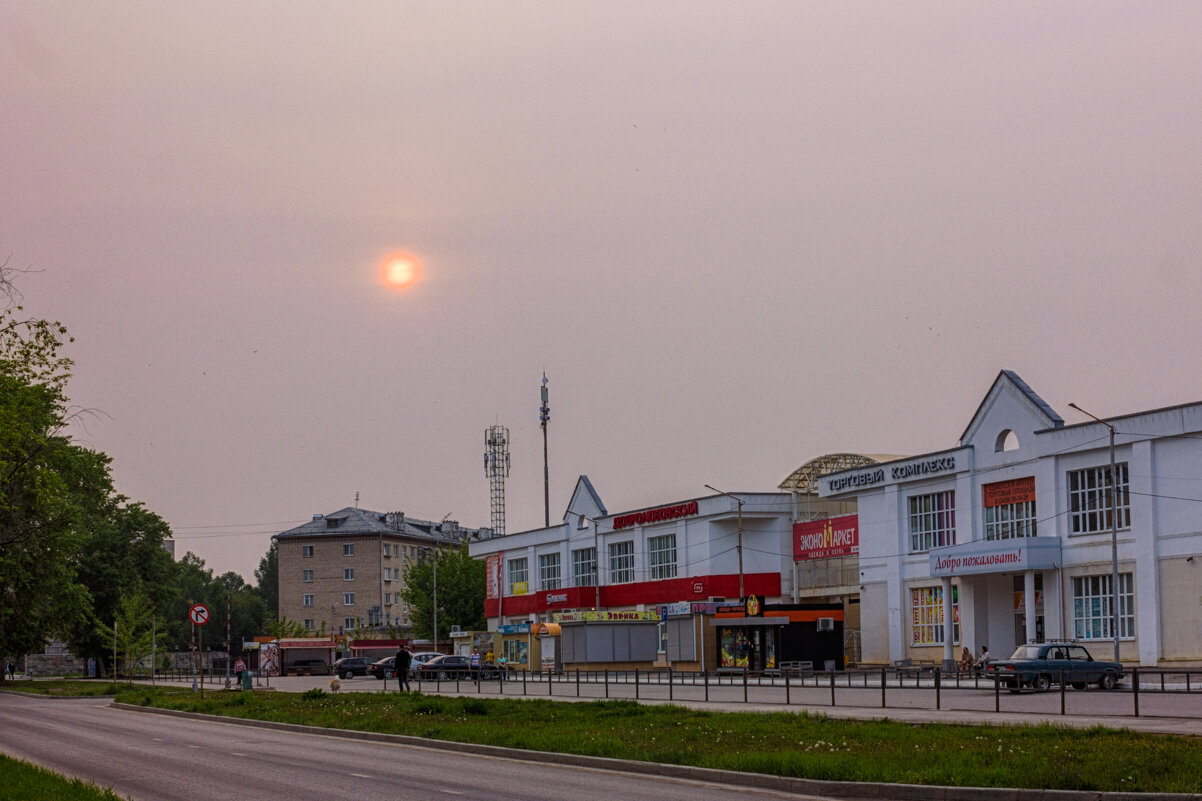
[959, 370, 1063, 446]
[563, 474, 607, 522]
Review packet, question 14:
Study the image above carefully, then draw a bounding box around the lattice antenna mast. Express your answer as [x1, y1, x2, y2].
[483, 425, 511, 537]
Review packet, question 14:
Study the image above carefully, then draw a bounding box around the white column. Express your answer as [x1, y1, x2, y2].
[1130, 439, 1159, 665]
[1024, 570, 1037, 644]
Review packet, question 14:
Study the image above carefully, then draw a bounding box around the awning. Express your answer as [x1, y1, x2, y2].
[709, 617, 788, 627]
[536, 623, 561, 636]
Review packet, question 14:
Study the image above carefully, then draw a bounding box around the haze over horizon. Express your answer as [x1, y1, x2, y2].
[4, 2, 1201, 582]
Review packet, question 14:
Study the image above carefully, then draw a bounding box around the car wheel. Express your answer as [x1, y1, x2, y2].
[437, 670, 450, 681]
[1070, 681, 1086, 690]
[1099, 672, 1117, 690]
[1006, 679, 1021, 694]
[1032, 674, 1051, 692]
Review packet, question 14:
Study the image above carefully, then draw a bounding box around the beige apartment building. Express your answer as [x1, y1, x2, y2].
[275, 507, 489, 637]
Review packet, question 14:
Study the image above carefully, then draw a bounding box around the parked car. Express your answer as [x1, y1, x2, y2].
[369, 651, 444, 679]
[987, 641, 1124, 692]
[332, 656, 375, 679]
[413, 654, 506, 681]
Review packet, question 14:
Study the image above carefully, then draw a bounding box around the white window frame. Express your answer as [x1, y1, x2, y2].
[343, 543, 355, 556]
[303, 618, 315, 631]
[1073, 572, 1135, 640]
[572, 547, 597, 587]
[647, 534, 677, 580]
[609, 540, 635, 584]
[909, 490, 956, 552]
[302, 594, 314, 607]
[343, 617, 356, 631]
[1068, 463, 1131, 535]
[508, 557, 528, 591]
[343, 592, 355, 605]
[911, 585, 959, 646]
[539, 553, 561, 591]
[302, 545, 314, 558]
[984, 500, 1037, 540]
[343, 567, 355, 581]
[302, 569, 314, 582]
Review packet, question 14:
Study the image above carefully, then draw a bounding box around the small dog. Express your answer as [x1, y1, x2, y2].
[328, 678, 341, 693]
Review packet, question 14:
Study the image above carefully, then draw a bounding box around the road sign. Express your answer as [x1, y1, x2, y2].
[189, 604, 210, 626]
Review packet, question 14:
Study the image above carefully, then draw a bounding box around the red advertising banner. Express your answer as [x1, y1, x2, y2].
[982, 476, 1035, 508]
[793, 514, 858, 561]
[485, 554, 502, 600]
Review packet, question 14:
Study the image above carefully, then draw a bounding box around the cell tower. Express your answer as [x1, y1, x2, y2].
[483, 425, 510, 537]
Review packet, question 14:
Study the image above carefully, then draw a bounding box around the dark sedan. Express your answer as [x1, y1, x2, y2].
[332, 656, 375, 679]
[987, 641, 1124, 691]
[413, 655, 506, 681]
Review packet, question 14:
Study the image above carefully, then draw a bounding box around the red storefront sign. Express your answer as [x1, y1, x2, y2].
[793, 514, 859, 561]
[613, 500, 699, 530]
[983, 476, 1035, 508]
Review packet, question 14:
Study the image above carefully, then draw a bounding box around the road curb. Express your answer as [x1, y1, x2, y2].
[109, 702, 1201, 801]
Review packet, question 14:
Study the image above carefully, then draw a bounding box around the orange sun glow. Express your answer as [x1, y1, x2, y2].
[381, 255, 420, 288]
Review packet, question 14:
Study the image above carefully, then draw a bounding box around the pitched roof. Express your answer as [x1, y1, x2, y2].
[275, 507, 479, 543]
[959, 369, 1063, 445]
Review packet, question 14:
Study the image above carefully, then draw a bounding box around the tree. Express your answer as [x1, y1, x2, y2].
[253, 540, 278, 617]
[94, 589, 155, 680]
[68, 499, 176, 669]
[400, 544, 486, 640]
[0, 263, 98, 665]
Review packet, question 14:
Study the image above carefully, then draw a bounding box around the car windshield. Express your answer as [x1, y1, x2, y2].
[1010, 645, 1042, 659]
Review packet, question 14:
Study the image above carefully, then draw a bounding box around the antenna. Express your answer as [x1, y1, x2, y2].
[484, 425, 510, 538]
[354, 491, 359, 510]
[540, 372, 550, 528]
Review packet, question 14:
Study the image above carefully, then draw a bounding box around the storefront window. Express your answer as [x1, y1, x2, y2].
[1073, 573, 1134, 640]
[911, 585, 959, 646]
[502, 639, 528, 665]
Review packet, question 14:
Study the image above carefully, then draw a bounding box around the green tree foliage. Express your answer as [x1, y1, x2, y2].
[400, 543, 485, 640]
[68, 500, 176, 667]
[94, 589, 155, 679]
[0, 264, 98, 662]
[158, 554, 270, 654]
[253, 540, 278, 617]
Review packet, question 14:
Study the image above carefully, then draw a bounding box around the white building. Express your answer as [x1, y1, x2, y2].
[819, 371, 1202, 668]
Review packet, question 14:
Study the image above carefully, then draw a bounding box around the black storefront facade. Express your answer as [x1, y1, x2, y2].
[712, 597, 845, 672]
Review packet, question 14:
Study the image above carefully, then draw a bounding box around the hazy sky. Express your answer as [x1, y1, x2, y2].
[5, 3, 1202, 583]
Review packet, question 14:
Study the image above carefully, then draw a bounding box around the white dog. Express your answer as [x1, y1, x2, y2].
[328, 678, 341, 693]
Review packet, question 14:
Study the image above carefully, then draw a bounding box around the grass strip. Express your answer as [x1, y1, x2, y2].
[101, 685, 1202, 794]
[0, 754, 130, 801]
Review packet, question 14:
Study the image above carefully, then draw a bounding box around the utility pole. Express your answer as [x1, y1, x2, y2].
[540, 373, 551, 527]
[1068, 403, 1122, 663]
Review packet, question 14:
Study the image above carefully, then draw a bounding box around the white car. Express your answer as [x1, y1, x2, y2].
[371, 650, 444, 679]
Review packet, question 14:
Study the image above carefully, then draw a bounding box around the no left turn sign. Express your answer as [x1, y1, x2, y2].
[189, 603, 210, 626]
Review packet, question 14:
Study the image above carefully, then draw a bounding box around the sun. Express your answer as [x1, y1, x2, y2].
[381, 254, 420, 288]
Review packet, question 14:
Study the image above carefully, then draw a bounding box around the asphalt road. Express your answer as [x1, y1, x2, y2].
[0, 693, 843, 801]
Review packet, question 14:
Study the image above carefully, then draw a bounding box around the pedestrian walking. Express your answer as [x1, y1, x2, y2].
[395, 646, 412, 692]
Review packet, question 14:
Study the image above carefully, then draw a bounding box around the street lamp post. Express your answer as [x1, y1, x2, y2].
[705, 484, 745, 600]
[1068, 402, 1122, 663]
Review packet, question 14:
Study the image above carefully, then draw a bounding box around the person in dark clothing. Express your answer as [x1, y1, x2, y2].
[395, 646, 412, 691]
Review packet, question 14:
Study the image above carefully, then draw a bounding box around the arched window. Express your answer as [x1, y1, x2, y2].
[995, 429, 1019, 452]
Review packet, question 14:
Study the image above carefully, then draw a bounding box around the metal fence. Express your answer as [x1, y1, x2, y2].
[405, 666, 1202, 720]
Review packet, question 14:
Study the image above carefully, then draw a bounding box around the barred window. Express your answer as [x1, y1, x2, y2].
[539, 553, 562, 591]
[909, 491, 956, 552]
[1068, 463, 1130, 534]
[984, 500, 1037, 540]
[1073, 573, 1134, 640]
[911, 586, 959, 646]
[609, 541, 635, 584]
[572, 548, 596, 587]
[648, 534, 677, 580]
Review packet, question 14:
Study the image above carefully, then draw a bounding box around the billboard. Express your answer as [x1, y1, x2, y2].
[793, 514, 858, 561]
[485, 554, 502, 600]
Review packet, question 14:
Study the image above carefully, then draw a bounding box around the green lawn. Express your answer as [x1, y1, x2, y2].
[101, 685, 1202, 794]
[0, 754, 129, 801]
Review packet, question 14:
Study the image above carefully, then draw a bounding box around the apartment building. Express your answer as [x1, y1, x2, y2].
[275, 507, 488, 636]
